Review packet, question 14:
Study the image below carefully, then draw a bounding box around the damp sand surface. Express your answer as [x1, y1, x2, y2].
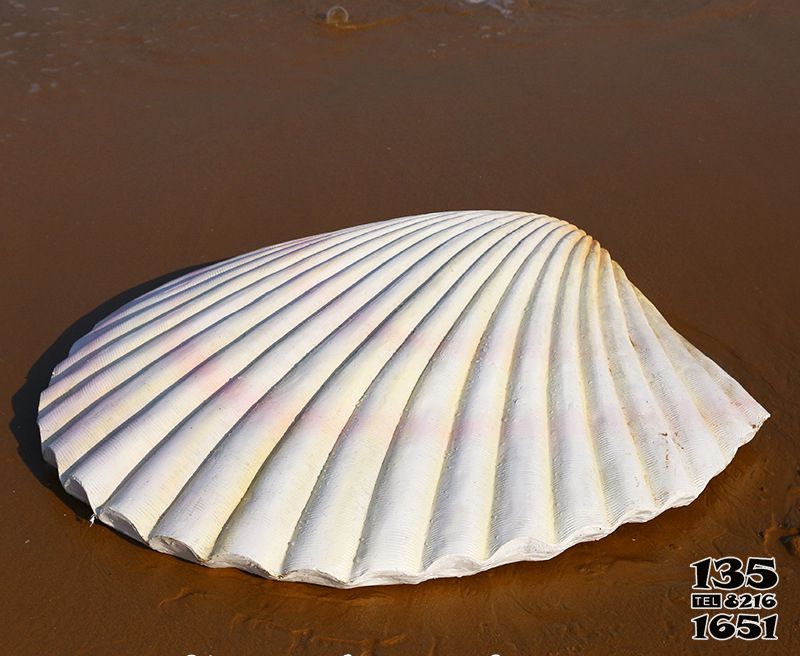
[1, 1, 799, 654]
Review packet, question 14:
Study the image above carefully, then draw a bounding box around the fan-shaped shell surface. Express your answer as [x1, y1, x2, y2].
[38, 211, 768, 587]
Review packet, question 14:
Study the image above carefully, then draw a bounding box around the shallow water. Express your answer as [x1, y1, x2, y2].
[1, 1, 799, 654]
[0, 0, 772, 100]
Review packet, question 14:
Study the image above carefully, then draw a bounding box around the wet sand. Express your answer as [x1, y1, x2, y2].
[2, 1, 799, 654]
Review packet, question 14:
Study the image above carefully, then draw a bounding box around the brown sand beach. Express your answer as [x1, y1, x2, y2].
[1, 1, 799, 654]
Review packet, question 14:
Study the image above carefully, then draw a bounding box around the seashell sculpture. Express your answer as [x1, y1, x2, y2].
[39, 211, 768, 587]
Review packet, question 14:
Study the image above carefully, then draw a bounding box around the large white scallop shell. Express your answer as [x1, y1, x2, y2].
[39, 211, 768, 587]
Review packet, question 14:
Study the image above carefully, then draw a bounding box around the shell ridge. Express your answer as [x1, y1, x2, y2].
[574, 240, 621, 526]
[634, 289, 769, 433]
[274, 221, 527, 576]
[82, 240, 287, 341]
[347, 233, 521, 576]
[71, 213, 507, 533]
[578, 243, 657, 524]
[670, 328, 769, 427]
[42, 213, 453, 415]
[548, 235, 611, 541]
[421, 220, 564, 567]
[54, 225, 375, 385]
[39, 212, 472, 453]
[57, 367, 222, 510]
[148, 213, 530, 560]
[279, 220, 562, 581]
[613, 264, 735, 460]
[595, 250, 696, 500]
[473, 222, 574, 559]
[348, 365, 439, 578]
[206, 214, 536, 572]
[588, 249, 660, 505]
[60, 213, 487, 513]
[490, 227, 584, 553]
[66, 213, 443, 367]
[88, 213, 429, 335]
[375, 219, 550, 570]
[78, 229, 332, 351]
[91, 224, 337, 323]
[347, 218, 544, 575]
[633, 293, 767, 456]
[609, 263, 726, 484]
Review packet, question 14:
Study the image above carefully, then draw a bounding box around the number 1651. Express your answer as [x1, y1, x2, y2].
[692, 613, 778, 641]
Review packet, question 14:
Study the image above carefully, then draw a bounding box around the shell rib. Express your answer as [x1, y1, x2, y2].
[38, 210, 769, 587]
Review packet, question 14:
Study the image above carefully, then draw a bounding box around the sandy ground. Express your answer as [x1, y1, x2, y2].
[1, 1, 799, 654]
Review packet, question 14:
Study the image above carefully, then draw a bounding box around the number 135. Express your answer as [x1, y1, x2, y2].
[691, 557, 778, 590]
